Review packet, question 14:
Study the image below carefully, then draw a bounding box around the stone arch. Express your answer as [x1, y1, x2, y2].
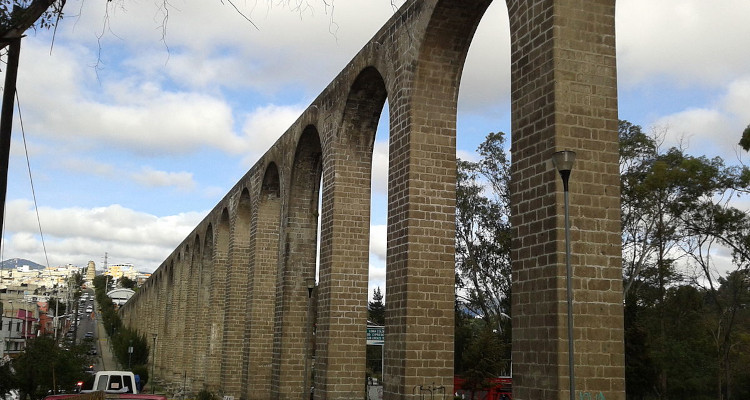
[188, 224, 213, 387]
[174, 244, 191, 380]
[180, 235, 202, 387]
[378, 1, 494, 394]
[206, 209, 230, 393]
[163, 259, 176, 379]
[270, 129, 321, 399]
[314, 66, 387, 399]
[117, 1, 623, 398]
[221, 188, 255, 398]
[237, 163, 281, 400]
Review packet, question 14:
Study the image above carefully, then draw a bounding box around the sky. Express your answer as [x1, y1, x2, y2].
[1, 0, 749, 296]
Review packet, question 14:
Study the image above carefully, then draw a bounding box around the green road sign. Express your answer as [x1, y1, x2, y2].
[367, 326, 384, 345]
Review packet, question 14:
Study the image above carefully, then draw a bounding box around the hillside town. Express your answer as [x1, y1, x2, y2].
[0, 259, 150, 358]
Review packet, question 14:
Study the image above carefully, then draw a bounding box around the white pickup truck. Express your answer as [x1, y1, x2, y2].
[87, 371, 140, 394]
[44, 370, 165, 400]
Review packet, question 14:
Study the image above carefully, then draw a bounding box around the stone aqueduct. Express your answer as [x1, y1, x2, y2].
[120, 0, 624, 399]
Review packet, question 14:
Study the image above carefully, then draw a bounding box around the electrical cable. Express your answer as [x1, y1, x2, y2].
[15, 90, 50, 270]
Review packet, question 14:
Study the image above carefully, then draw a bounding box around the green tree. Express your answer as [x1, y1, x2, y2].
[0, 0, 62, 44]
[0, 358, 17, 399]
[120, 276, 137, 290]
[454, 131, 512, 385]
[112, 328, 149, 369]
[47, 296, 66, 317]
[455, 131, 511, 327]
[92, 274, 106, 291]
[738, 124, 750, 152]
[10, 335, 88, 399]
[459, 320, 506, 397]
[368, 287, 385, 325]
[366, 287, 385, 379]
[621, 120, 750, 399]
[71, 271, 84, 289]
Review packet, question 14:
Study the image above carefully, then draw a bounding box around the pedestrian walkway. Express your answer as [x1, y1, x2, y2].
[93, 299, 119, 372]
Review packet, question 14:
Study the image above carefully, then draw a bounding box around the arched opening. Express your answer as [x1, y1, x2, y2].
[190, 225, 213, 386]
[206, 209, 230, 393]
[315, 66, 387, 398]
[222, 186, 260, 399]
[453, 0, 514, 388]
[272, 127, 322, 399]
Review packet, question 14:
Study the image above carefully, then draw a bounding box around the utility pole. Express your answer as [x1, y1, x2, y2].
[0, 35, 22, 251]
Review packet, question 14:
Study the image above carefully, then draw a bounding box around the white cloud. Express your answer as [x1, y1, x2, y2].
[458, 1, 511, 114]
[3, 199, 203, 271]
[616, 0, 750, 88]
[371, 140, 389, 196]
[131, 167, 196, 191]
[18, 39, 243, 157]
[239, 104, 305, 165]
[369, 224, 387, 262]
[60, 158, 117, 177]
[650, 75, 750, 160]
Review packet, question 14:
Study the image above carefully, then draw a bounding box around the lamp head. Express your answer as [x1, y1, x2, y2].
[305, 278, 316, 298]
[551, 150, 576, 173]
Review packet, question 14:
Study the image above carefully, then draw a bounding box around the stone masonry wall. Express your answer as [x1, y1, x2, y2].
[119, 1, 624, 399]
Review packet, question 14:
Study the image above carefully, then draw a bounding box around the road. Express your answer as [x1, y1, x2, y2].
[70, 289, 119, 372]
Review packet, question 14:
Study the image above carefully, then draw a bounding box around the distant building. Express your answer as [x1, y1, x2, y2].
[104, 264, 139, 281]
[85, 261, 96, 282]
[1, 306, 37, 357]
[1, 314, 24, 357]
[107, 288, 136, 306]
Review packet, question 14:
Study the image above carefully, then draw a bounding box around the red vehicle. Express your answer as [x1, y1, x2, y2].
[454, 376, 512, 400]
[44, 394, 166, 400]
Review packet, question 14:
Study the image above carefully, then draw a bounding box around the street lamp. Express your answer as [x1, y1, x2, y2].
[552, 150, 576, 400]
[151, 333, 158, 394]
[4, 300, 12, 352]
[303, 277, 316, 400]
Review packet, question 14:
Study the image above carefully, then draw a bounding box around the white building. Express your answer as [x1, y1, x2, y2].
[104, 264, 139, 281]
[1, 315, 26, 357]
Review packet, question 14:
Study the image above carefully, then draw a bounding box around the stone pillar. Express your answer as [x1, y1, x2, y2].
[206, 213, 230, 394]
[221, 190, 255, 399]
[507, 0, 624, 399]
[245, 183, 280, 400]
[315, 68, 385, 399]
[191, 230, 214, 390]
[183, 240, 200, 391]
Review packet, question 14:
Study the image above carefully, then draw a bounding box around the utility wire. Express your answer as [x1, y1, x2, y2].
[16, 90, 50, 269]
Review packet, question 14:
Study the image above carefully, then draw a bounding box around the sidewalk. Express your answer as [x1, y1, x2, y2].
[93, 301, 119, 372]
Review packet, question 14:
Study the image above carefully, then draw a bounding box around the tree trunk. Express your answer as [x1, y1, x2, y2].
[1, 0, 57, 43]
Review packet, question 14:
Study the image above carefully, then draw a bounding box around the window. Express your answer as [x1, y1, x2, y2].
[96, 375, 109, 391]
[108, 375, 122, 391]
[123, 376, 134, 393]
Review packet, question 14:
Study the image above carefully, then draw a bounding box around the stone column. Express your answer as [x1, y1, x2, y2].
[221, 190, 255, 399]
[507, 0, 624, 399]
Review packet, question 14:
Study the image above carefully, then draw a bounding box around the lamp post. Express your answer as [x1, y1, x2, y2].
[151, 333, 158, 394]
[4, 300, 12, 352]
[303, 278, 316, 400]
[9, 300, 14, 352]
[552, 150, 576, 400]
